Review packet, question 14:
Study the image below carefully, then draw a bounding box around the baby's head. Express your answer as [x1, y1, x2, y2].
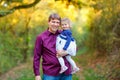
[61, 18, 72, 30]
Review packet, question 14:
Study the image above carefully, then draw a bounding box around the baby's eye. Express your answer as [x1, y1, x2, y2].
[62, 24, 67, 26]
[62, 24, 64, 26]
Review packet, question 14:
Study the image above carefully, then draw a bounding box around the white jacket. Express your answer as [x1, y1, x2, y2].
[56, 35, 77, 56]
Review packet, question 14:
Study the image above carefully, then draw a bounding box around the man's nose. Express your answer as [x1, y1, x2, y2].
[54, 22, 59, 25]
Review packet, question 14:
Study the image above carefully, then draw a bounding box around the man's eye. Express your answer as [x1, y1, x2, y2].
[52, 21, 59, 24]
[57, 22, 60, 24]
[52, 21, 55, 23]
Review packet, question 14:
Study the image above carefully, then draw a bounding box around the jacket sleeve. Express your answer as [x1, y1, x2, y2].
[33, 35, 43, 76]
[56, 35, 62, 51]
[63, 35, 71, 50]
[66, 40, 77, 56]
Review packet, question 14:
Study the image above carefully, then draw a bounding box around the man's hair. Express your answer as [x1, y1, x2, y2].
[48, 13, 61, 22]
[61, 18, 72, 27]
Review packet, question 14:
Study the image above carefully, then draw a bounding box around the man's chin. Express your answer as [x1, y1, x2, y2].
[53, 29, 58, 32]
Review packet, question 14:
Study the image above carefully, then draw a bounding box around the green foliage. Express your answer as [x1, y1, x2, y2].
[83, 68, 107, 80]
[11, 0, 23, 2]
[0, 32, 23, 74]
[72, 74, 80, 80]
[89, 0, 120, 53]
[14, 69, 34, 80]
[0, 0, 120, 80]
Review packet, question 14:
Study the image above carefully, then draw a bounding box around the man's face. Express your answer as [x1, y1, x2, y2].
[48, 19, 60, 33]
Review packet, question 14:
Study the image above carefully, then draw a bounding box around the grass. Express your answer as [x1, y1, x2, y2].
[3, 58, 80, 80]
[0, 51, 109, 80]
[6, 68, 80, 80]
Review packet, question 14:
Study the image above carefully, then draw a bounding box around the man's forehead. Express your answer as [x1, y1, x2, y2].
[51, 19, 60, 22]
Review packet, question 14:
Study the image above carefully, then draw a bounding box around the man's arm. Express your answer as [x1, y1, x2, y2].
[33, 35, 43, 78]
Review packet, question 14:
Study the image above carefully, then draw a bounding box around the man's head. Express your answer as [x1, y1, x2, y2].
[61, 18, 72, 30]
[48, 13, 61, 22]
[48, 13, 61, 33]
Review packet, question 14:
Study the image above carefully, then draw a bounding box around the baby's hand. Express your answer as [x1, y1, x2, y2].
[56, 50, 62, 58]
[56, 50, 68, 57]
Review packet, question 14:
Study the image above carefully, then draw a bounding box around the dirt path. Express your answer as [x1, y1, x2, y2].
[0, 58, 32, 80]
[0, 58, 83, 80]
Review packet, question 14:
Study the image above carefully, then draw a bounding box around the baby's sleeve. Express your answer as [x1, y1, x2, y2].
[66, 40, 77, 56]
[56, 36, 62, 51]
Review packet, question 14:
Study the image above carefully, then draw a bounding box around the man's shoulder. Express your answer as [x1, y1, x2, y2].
[39, 30, 47, 35]
[36, 30, 47, 39]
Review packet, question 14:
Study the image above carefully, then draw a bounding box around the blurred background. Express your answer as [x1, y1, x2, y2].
[0, 0, 120, 80]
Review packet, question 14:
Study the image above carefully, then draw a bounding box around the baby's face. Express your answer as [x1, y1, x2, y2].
[61, 22, 70, 30]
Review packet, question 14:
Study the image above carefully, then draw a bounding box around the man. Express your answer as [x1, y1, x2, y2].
[33, 13, 72, 80]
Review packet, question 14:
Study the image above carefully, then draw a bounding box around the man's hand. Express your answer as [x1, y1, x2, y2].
[35, 75, 41, 80]
[57, 50, 68, 58]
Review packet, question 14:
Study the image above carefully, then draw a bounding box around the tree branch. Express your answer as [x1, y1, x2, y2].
[0, 0, 41, 17]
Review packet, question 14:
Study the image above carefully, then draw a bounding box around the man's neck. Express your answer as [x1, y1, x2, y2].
[48, 29, 56, 34]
